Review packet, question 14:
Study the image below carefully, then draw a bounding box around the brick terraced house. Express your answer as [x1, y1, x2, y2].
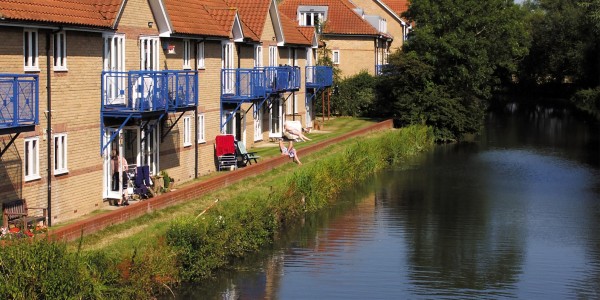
[0, 0, 332, 226]
[279, 0, 410, 77]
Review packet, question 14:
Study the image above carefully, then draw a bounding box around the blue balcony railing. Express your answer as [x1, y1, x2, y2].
[0, 74, 39, 129]
[375, 64, 390, 76]
[165, 70, 198, 110]
[260, 66, 301, 93]
[102, 70, 198, 114]
[221, 68, 266, 102]
[306, 66, 333, 89]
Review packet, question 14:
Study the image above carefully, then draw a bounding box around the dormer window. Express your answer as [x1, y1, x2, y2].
[298, 6, 328, 29]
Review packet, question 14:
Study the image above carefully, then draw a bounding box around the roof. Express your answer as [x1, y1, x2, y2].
[0, 0, 122, 28]
[163, 0, 234, 38]
[379, 0, 409, 17]
[225, 0, 271, 41]
[280, 12, 312, 46]
[279, 0, 380, 36]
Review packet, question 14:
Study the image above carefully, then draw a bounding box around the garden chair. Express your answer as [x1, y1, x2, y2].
[235, 141, 260, 165]
[215, 135, 237, 171]
[2, 199, 47, 229]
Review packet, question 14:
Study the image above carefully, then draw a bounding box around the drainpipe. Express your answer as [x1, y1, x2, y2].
[46, 30, 53, 226]
[193, 41, 200, 179]
[292, 48, 296, 121]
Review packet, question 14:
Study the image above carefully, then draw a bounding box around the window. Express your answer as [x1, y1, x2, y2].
[24, 137, 40, 181]
[268, 46, 278, 67]
[222, 41, 234, 69]
[254, 45, 263, 67]
[140, 36, 159, 70]
[306, 47, 313, 66]
[197, 42, 205, 69]
[53, 31, 67, 71]
[54, 133, 68, 175]
[24, 29, 39, 71]
[298, 6, 327, 31]
[183, 116, 191, 147]
[197, 113, 205, 143]
[183, 40, 191, 70]
[332, 50, 340, 65]
[103, 34, 125, 71]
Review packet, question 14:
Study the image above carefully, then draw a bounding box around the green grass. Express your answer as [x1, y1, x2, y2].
[70, 117, 377, 253]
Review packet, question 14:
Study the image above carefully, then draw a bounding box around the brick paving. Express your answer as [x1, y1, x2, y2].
[49, 119, 393, 241]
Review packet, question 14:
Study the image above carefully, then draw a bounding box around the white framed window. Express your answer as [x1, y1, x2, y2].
[197, 113, 205, 143]
[269, 46, 278, 67]
[306, 47, 313, 66]
[299, 12, 325, 27]
[24, 137, 40, 181]
[183, 40, 191, 70]
[222, 41, 234, 69]
[53, 31, 67, 71]
[140, 36, 159, 70]
[54, 133, 68, 175]
[197, 42, 205, 69]
[103, 34, 125, 71]
[24, 29, 39, 72]
[254, 45, 263, 67]
[332, 50, 340, 65]
[183, 116, 191, 147]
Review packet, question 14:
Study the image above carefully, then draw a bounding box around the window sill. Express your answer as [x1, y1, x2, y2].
[25, 175, 41, 182]
[197, 140, 206, 144]
[184, 143, 192, 148]
[54, 169, 69, 176]
[53, 67, 69, 72]
[24, 67, 41, 73]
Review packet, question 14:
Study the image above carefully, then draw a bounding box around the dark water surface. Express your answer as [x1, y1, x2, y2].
[173, 103, 600, 299]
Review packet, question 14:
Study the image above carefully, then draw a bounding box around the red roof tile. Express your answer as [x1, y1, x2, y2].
[164, 0, 234, 37]
[280, 12, 312, 46]
[379, 0, 409, 17]
[224, 0, 271, 41]
[297, 26, 316, 45]
[279, 0, 380, 36]
[0, 0, 122, 28]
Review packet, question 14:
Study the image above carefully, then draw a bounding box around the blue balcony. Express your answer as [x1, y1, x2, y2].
[306, 66, 333, 89]
[165, 70, 198, 111]
[0, 74, 39, 131]
[260, 66, 301, 94]
[375, 64, 390, 76]
[102, 70, 197, 117]
[221, 68, 266, 103]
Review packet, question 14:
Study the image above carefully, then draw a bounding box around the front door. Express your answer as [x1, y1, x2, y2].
[142, 122, 159, 176]
[103, 128, 123, 199]
[269, 98, 282, 138]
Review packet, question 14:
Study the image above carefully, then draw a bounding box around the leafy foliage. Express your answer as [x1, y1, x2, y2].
[330, 71, 377, 117]
[376, 0, 528, 141]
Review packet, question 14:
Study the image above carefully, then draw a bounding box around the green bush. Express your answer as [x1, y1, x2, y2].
[571, 87, 600, 115]
[327, 71, 377, 117]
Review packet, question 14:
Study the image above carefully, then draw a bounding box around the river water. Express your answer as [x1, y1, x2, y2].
[173, 103, 600, 299]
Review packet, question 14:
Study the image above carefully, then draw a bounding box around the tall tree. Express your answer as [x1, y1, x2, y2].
[378, 0, 528, 141]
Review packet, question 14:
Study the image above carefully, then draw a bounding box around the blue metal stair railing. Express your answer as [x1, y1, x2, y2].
[0, 74, 39, 130]
[220, 68, 266, 132]
[165, 70, 198, 111]
[306, 66, 333, 89]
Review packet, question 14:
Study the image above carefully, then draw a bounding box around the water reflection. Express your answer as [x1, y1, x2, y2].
[170, 103, 600, 299]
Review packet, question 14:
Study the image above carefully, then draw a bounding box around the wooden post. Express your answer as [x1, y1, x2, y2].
[327, 89, 330, 121]
[322, 90, 325, 125]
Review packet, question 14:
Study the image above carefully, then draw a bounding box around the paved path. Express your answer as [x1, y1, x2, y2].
[50, 119, 394, 241]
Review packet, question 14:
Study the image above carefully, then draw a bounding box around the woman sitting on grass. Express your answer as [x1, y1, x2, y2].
[279, 139, 302, 165]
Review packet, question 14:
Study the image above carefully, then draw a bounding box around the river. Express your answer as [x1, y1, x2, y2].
[171, 103, 600, 299]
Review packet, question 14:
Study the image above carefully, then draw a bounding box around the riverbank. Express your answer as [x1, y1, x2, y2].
[0, 124, 434, 299]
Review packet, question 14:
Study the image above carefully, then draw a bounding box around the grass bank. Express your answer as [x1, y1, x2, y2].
[0, 125, 433, 299]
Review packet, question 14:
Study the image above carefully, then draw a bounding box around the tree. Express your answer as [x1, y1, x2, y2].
[379, 0, 529, 141]
[519, 0, 599, 88]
